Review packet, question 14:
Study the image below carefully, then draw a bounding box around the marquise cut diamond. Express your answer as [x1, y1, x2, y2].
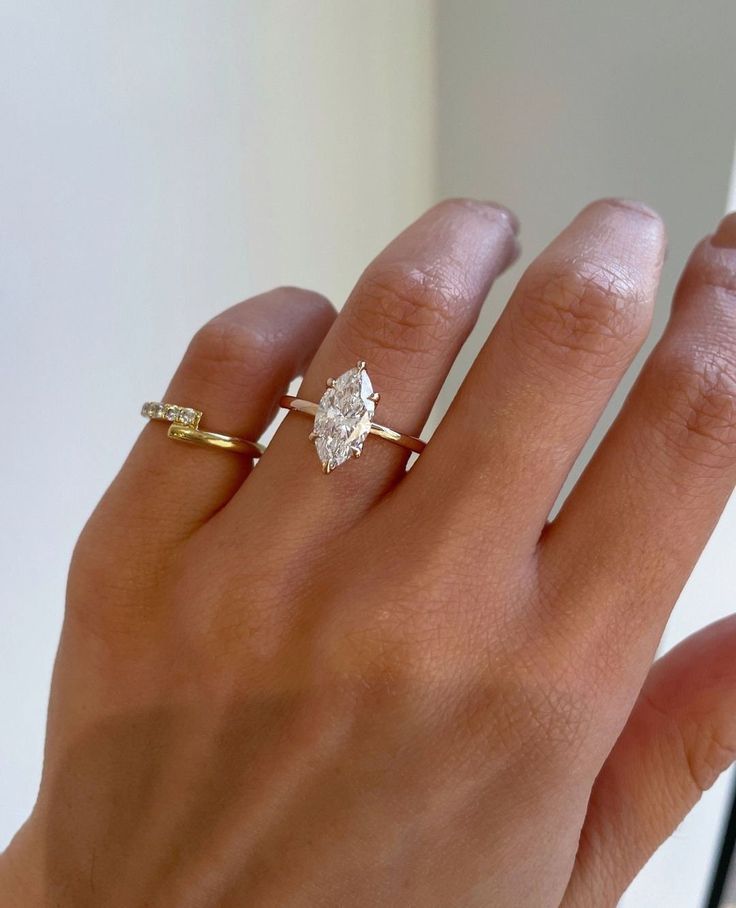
[313, 365, 376, 472]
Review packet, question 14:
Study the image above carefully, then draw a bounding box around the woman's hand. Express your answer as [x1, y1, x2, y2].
[3, 199, 736, 907]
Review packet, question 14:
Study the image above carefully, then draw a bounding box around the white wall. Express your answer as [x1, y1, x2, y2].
[436, 3, 736, 905]
[0, 0, 435, 844]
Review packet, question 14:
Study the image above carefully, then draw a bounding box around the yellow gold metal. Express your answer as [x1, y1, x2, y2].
[167, 424, 264, 456]
[279, 396, 426, 455]
[141, 401, 263, 457]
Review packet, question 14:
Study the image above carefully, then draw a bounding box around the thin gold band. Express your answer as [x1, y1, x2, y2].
[141, 401, 264, 457]
[279, 395, 426, 455]
[166, 424, 264, 456]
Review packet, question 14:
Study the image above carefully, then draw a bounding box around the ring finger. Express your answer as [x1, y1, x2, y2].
[239, 199, 519, 536]
[85, 288, 336, 557]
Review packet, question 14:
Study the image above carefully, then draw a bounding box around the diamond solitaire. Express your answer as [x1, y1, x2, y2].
[311, 362, 380, 473]
[279, 362, 427, 472]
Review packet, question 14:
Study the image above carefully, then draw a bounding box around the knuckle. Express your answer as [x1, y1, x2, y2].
[184, 316, 272, 387]
[685, 723, 736, 794]
[323, 580, 467, 703]
[591, 196, 662, 221]
[680, 240, 736, 302]
[643, 692, 736, 799]
[269, 285, 336, 324]
[351, 262, 470, 361]
[485, 673, 589, 759]
[66, 527, 168, 647]
[331, 605, 439, 694]
[515, 258, 649, 375]
[653, 348, 736, 469]
[492, 640, 592, 757]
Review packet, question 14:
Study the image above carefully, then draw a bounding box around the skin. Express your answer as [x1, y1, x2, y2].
[1, 198, 736, 906]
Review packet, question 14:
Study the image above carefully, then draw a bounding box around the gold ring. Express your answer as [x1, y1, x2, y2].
[141, 401, 264, 457]
[279, 361, 425, 473]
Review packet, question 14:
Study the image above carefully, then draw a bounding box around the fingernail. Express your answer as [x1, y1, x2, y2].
[711, 212, 736, 249]
[596, 197, 661, 221]
[452, 198, 520, 234]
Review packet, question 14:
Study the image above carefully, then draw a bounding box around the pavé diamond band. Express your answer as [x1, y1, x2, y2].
[141, 401, 264, 457]
[279, 362, 426, 474]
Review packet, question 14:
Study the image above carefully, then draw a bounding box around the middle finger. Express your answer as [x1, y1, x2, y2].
[406, 199, 666, 556]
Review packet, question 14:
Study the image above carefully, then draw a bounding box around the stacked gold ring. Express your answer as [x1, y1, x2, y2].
[141, 402, 264, 457]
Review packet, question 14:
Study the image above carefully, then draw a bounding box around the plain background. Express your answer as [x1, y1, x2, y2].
[1, 2, 734, 905]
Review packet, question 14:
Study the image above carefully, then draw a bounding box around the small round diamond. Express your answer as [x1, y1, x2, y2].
[164, 405, 179, 422]
[179, 408, 197, 425]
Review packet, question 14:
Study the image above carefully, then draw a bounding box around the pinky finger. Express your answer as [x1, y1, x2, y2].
[563, 615, 736, 907]
[72, 288, 335, 592]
